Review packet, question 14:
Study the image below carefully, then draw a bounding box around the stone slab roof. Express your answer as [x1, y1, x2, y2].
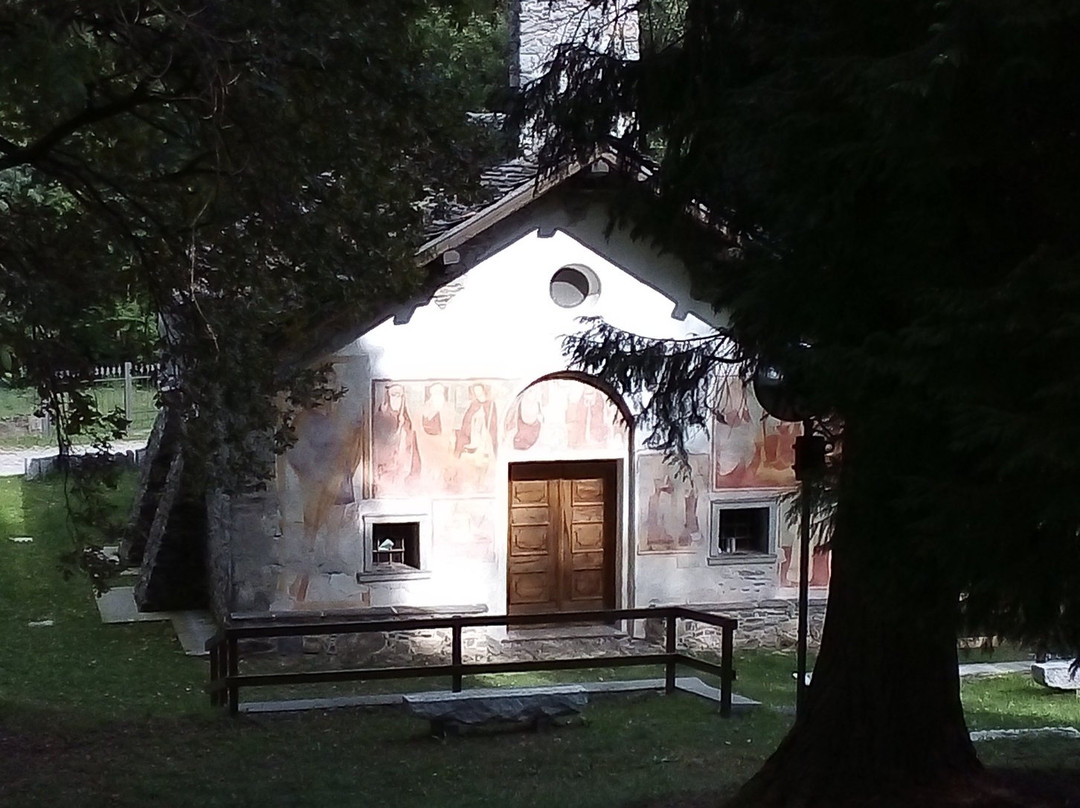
[421, 154, 541, 243]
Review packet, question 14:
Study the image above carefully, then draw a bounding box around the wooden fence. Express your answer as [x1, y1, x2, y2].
[206, 606, 737, 718]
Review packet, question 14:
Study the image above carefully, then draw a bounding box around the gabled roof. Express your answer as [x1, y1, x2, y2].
[281, 146, 730, 371]
[416, 149, 627, 264]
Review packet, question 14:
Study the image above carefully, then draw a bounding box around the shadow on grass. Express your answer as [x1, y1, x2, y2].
[0, 692, 784, 808]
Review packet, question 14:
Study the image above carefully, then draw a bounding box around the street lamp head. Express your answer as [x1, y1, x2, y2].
[753, 360, 814, 423]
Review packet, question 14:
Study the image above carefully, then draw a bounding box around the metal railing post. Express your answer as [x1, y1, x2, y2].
[451, 623, 463, 692]
[227, 635, 239, 716]
[208, 643, 219, 706]
[665, 611, 677, 694]
[720, 624, 734, 718]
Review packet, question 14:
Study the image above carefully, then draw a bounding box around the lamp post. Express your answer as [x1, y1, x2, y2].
[753, 362, 825, 719]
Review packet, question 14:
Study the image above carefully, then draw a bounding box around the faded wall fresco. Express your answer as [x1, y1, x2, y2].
[278, 358, 366, 553]
[779, 534, 832, 588]
[431, 497, 498, 564]
[712, 377, 798, 489]
[371, 379, 514, 497]
[636, 453, 711, 554]
[504, 378, 628, 455]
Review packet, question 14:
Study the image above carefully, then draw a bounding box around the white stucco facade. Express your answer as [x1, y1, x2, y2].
[227, 200, 829, 622]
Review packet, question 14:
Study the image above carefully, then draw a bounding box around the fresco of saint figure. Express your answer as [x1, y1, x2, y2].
[372, 382, 421, 496]
[416, 382, 456, 489]
[286, 398, 362, 549]
[638, 454, 710, 553]
[508, 385, 544, 451]
[506, 378, 627, 456]
[453, 383, 498, 490]
[566, 385, 613, 449]
[780, 538, 832, 588]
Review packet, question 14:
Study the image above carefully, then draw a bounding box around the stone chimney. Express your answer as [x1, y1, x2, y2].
[509, 0, 639, 89]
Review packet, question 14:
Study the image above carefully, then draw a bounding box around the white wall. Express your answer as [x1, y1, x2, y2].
[251, 206, 818, 616]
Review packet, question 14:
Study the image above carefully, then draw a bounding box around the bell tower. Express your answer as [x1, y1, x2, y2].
[509, 0, 639, 90]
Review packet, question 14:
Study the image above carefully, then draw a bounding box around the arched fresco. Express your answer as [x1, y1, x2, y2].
[503, 376, 629, 457]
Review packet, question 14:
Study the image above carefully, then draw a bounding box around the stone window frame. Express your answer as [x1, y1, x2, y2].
[358, 512, 433, 582]
[706, 497, 779, 566]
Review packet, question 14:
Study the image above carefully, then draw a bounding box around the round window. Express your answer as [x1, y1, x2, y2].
[549, 265, 599, 308]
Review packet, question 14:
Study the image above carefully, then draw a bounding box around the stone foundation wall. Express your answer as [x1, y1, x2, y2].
[684, 599, 827, 650]
[242, 601, 825, 681]
[642, 599, 828, 651]
[268, 626, 663, 669]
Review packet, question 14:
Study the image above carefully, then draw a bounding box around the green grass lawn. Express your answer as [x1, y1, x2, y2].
[1, 475, 1078, 807]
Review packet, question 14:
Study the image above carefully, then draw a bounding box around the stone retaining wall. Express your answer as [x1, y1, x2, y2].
[244, 599, 826, 680]
[644, 599, 828, 651]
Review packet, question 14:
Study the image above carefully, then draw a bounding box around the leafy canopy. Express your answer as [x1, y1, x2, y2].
[0, 0, 504, 581]
[526, 0, 1080, 648]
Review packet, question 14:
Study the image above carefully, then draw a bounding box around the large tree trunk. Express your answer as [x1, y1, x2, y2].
[727, 418, 986, 807]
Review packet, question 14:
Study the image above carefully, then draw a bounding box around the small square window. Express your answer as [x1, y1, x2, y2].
[371, 521, 421, 570]
[717, 508, 769, 554]
[708, 501, 777, 564]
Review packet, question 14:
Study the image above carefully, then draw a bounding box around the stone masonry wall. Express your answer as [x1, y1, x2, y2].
[513, 0, 639, 87]
[645, 599, 829, 651]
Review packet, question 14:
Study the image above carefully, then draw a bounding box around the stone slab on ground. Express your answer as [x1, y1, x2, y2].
[958, 661, 1032, 678]
[238, 676, 760, 715]
[403, 685, 588, 726]
[1032, 661, 1080, 691]
[170, 611, 217, 657]
[971, 726, 1080, 741]
[95, 586, 171, 624]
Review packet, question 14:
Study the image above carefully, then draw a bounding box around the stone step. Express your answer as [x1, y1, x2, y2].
[238, 676, 760, 715]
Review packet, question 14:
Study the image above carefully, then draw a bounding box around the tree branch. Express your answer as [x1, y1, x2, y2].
[0, 83, 156, 171]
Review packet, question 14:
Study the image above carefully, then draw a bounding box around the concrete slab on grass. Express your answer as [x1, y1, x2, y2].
[1032, 660, 1080, 690]
[170, 611, 217, 657]
[95, 586, 169, 624]
[239, 676, 760, 715]
[958, 661, 1032, 678]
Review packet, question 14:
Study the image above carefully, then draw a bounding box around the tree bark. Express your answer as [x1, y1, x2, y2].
[727, 419, 984, 807]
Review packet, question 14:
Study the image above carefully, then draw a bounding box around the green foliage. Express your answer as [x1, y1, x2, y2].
[415, 4, 510, 111]
[0, 1, 504, 577]
[0, 1, 500, 461]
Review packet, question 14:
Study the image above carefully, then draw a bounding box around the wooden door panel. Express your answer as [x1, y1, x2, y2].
[510, 505, 552, 526]
[569, 569, 606, 599]
[569, 549, 605, 569]
[570, 503, 605, 523]
[511, 480, 549, 504]
[508, 478, 558, 614]
[570, 523, 605, 552]
[572, 479, 604, 501]
[511, 571, 558, 603]
[508, 462, 615, 615]
[510, 525, 551, 554]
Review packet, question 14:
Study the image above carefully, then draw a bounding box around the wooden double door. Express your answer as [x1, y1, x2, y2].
[507, 461, 617, 615]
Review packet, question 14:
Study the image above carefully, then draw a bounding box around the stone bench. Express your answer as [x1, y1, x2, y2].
[402, 685, 588, 735]
[1031, 661, 1080, 691]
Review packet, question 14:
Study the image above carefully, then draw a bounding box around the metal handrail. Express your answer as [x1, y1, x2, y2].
[206, 606, 736, 718]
